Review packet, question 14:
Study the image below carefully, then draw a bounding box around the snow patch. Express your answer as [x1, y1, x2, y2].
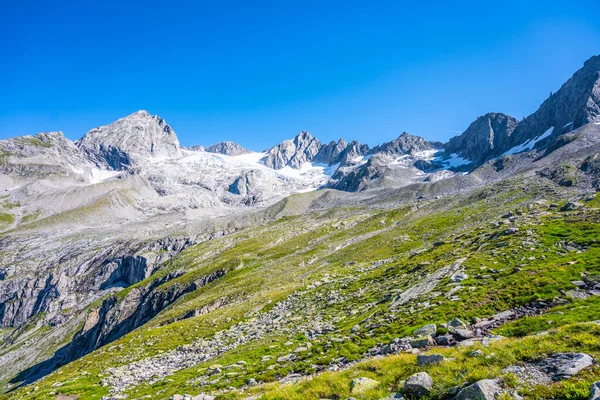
[440, 153, 472, 168]
[88, 168, 122, 184]
[501, 127, 554, 157]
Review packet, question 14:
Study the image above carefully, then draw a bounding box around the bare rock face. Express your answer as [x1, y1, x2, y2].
[445, 55, 600, 168]
[314, 139, 349, 165]
[445, 113, 519, 166]
[263, 131, 322, 169]
[78, 110, 182, 170]
[338, 140, 371, 166]
[205, 141, 251, 156]
[370, 132, 442, 156]
[0, 131, 93, 182]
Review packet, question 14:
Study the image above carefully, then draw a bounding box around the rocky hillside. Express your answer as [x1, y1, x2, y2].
[1, 55, 600, 400]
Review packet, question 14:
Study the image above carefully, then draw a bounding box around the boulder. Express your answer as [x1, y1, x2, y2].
[448, 317, 467, 330]
[450, 271, 469, 283]
[590, 381, 600, 400]
[417, 354, 445, 366]
[435, 334, 457, 346]
[410, 336, 435, 348]
[453, 328, 475, 339]
[413, 324, 437, 337]
[536, 353, 594, 380]
[561, 201, 582, 211]
[455, 379, 504, 400]
[403, 372, 433, 398]
[276, 353, 296, 363]
[350, 377, 379, 394]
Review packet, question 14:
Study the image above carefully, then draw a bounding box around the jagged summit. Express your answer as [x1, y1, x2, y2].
[445, 113, 519, 166]
[205, 141, 251, 156]
[444, 54, 600, 166]
[371, 132, 443, 156]
[508, 54, 600, 148]
[263, 130, 322, 169]
[78, 110, 182, 170]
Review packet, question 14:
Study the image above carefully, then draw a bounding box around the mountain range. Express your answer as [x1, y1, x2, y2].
[1, 55, 600, 400]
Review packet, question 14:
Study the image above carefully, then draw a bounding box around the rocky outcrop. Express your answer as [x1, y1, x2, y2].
[370, 132, 442, 156]
[338, 140, 370, 166]
[0, 131, 93, 182]
[445, 113, 519, 166]
[205, 141, 251, 156]
[263, 131, 322, 169]
[330, 154, 388, 192]
[455, 379, 504, 400]
[78, 110, 182, 170]
[314, 139, 350, 165]
[227, 169, 267, 204]
[403, 372, 433, 398]
[63, 267, 226, 364]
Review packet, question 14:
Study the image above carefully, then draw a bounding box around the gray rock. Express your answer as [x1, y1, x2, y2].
[561, 201, 583, 211]
[450, 271, 469, 283]
[403, 372, 433, 398]
[276, 353, 296, 363]
[78, 110, 182, 170]
[482, 335, 506, 347]
[413, 324, 437, 337]
[435, 334, 457, 346]
[263, 131, 322, 169]
[350, 377, 379, 394]
[369, 132, 442, 156]
[205, 141, 251, 156]
[417, 354, 445, 366]
[501, 365, 552, 386]
[455, 379, 504, 400]
[445, 113, 518, 167]
[590, 381, 600, 400]
[410, 336, 435, 348]
[536, 353, 594, 380]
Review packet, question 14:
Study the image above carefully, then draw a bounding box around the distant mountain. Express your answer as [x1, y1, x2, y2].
[205, 141, 251, 156]
[444, 55, 600, 166]
[263, 131, 322, 169]
[78, 110, 182, 170]
[370, 132, 443, 155]
[263, 131, 370, 169]
[444, 113, 519, 166]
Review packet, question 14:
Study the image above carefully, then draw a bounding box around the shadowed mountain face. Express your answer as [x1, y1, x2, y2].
[444, 113, 519, 166]
[1, 55, 600, 398]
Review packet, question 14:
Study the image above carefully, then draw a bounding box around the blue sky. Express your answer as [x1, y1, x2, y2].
[1, 0, 599, 150]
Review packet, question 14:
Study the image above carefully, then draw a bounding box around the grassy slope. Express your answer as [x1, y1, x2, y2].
[6, 177, 600, 399]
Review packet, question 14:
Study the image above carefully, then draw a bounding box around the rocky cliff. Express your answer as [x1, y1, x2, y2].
[78, 110, 182, 170]
[205, 141, 251, 156]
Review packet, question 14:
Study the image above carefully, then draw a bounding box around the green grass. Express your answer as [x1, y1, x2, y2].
[3, 176, 600, 399]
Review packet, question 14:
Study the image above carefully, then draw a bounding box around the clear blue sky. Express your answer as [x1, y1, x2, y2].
[1, 0, 599, 150]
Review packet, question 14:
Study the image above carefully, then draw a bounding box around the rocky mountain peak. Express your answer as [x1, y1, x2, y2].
[314, 138, 349, 165]
[444, 54, 600, 168]
[444, 113, 519, 166]
[263, 131, 322, 169]
[205, 141, 251, 156]
[78, 110, 182, 170]
[370, 132, 442, 156]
